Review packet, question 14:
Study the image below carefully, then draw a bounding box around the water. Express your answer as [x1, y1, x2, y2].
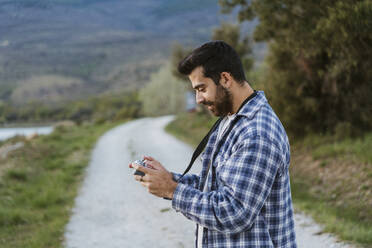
[0, 126, 54, 141]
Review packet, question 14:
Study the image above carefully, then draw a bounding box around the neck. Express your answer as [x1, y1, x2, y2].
[231, 82, 254, 114]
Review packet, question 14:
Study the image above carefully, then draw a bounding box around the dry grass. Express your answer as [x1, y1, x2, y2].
[290, 146, 372, 246]
[291, 149, 372, 220]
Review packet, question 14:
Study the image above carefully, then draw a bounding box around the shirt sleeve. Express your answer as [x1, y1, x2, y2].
[171, 135, 282, 234]
[172, 172, 200, 189]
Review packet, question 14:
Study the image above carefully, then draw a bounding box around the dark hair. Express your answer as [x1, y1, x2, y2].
[177, 40, 246, 85]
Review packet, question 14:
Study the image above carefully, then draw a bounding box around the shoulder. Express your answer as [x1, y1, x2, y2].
[233, 96, 290, 164]
[236, 102, 287, 142]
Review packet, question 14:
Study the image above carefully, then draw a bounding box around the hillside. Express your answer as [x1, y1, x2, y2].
[1, 0, 251, 105]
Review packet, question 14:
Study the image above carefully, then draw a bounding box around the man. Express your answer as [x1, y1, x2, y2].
[130, 41, 297, 247]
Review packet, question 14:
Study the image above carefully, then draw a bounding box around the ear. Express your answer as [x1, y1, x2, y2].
[220, 72, 233, 89]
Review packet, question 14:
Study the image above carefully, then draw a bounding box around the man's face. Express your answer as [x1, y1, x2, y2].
[189, 66, 233, 117]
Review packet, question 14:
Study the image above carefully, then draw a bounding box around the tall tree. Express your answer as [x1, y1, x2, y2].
[220, 0, 372, 136]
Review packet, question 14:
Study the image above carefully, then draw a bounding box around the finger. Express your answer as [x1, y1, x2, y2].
[143, 160, 155, 169]
[145, 160, 164, 171]
[132, 163, 154, 175]
[134, 175, 150, 184]
[142, 174, 151, 182]
[129, 163, 134, 168]
[134, 175, 142, 182]
[143, 155, 155, 161]
[140, 181, 149, 188]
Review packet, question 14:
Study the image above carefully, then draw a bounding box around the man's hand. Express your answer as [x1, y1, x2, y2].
[129, 156, 178, 199]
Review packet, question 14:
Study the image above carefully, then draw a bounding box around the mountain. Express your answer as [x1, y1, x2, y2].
[0, 0, 256, 105]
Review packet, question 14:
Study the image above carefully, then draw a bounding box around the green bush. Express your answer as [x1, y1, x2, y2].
[6, 170, 28, 181]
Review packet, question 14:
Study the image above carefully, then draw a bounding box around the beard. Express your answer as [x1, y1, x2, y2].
[203, 85, 233, 117]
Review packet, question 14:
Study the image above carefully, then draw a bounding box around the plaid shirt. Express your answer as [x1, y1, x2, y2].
[172, 91, 297, 248]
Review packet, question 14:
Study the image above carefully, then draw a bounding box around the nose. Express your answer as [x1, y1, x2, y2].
[195, 91, 204, 105]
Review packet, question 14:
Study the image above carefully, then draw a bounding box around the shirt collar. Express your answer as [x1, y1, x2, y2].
[235, 91, 266, 119]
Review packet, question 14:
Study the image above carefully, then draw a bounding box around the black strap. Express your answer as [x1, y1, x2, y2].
[177, 90, 257, 182]
[177, 117, 222, 181]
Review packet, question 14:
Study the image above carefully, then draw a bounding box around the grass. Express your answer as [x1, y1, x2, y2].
[0, 120, 125, 248]
[307, 133, 372, 164]
[165, 111, 372, 247]
[290, 132, 372, 247]
[291, 176, 372, 246]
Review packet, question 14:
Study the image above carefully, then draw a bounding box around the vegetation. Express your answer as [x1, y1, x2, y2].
[165, 112, 372, 246]
[10, 75, 84, 105]
[291, 133, 372, 246]
[170, 43, 193, 82]
[165, 112, 217, 146]
[139, 64, 188, 116]
[0, 121, 123, 247]
[0, 90, 142, 125]
[219, 0, 372, 137]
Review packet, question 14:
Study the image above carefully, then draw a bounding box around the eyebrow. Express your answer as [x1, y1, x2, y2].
[193, 83, 206, 90]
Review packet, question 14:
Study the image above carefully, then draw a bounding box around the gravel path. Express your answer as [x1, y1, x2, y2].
[64, 116, 356, 248]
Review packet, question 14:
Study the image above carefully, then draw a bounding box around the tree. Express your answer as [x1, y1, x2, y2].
[140, 63, 188, 116]
[170, 43, 193, 82]
[220, 0, 372, 136]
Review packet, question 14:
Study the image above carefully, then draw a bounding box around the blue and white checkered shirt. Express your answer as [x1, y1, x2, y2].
[172, 91, 297, 247]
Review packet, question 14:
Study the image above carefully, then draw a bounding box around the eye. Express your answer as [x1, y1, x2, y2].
[198, 87, 206, 93]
